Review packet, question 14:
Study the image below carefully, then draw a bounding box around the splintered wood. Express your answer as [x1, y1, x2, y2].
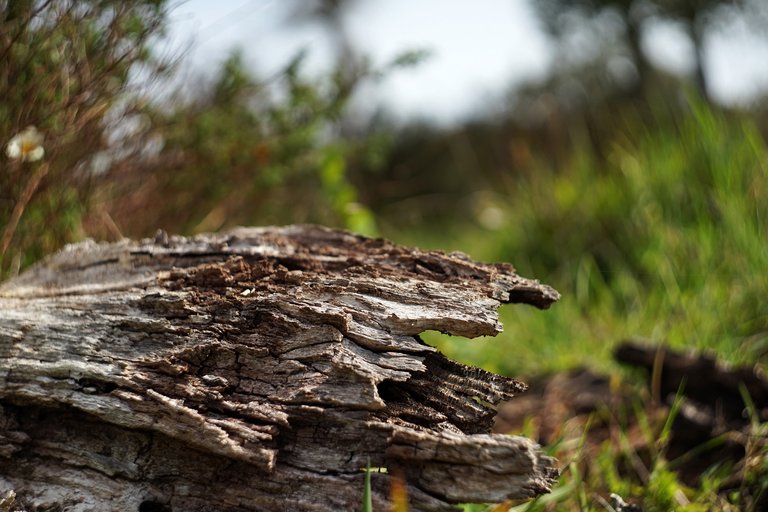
[0, 225, 560, 511]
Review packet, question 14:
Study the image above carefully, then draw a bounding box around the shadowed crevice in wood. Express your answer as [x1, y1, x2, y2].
[375, 352, 527, 435]
[0, 225, 560, 511]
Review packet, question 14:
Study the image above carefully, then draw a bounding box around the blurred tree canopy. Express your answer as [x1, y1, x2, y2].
[287, 0, 362, 94]
[535, 0, 768, 101]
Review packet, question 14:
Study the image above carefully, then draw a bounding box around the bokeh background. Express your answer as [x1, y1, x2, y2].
[2, 1, 767, 508]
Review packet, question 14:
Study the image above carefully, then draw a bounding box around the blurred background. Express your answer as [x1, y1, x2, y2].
[2, 0, 767, 374]
[2, 0, 768, 508]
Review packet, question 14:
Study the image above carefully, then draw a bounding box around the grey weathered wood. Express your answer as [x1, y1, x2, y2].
[0, 225, 560, 511]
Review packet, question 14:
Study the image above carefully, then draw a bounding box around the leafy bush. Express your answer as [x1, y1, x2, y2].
[101, 50, 377, 238]
[0, 0, 170, 280]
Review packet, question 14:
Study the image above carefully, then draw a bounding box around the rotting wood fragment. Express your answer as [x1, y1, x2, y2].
[0, 225, 560, 511]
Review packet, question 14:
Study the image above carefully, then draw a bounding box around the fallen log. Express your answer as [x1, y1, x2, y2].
[0, 225, 560, 511]
[615, 340, 767, 491]
[497, 340, 767, 508]
[615, 340, 768, 418]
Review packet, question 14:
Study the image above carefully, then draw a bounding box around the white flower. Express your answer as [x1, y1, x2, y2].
[6, 126, 45, 162]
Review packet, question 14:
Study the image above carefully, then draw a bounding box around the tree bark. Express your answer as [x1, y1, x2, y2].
[0, 225, 560, 511]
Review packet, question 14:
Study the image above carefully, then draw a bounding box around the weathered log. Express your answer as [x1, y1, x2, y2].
[615, 340, 767, 488]
[0, 225, 560, 511]
[615, 340, 768, 421]
[497, 341, 767, 499]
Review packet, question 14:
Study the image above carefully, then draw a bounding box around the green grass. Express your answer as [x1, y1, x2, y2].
[384, 100, 768, 511]
[392, 100, 768, 376]
[362, 459, 373, 512]
[443, 388, 766, 512]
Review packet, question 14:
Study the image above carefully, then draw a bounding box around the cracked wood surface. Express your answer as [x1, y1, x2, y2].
[0, 225, 560, 511]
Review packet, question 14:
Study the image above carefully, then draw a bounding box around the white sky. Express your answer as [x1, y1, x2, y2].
[162, 0, 768, 125]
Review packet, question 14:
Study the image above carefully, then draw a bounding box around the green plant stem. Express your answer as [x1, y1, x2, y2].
[0, 161, 50, 259]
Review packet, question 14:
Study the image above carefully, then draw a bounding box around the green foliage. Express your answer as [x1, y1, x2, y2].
[0, 0, 170, 279]
[1, 3, 383, 281]
[472, 392, 754, 512]
[420, 99, 768, 375]
[384, 49, 432, 72]
[105, 49, 378, 237]
[399, 98, 768, 511]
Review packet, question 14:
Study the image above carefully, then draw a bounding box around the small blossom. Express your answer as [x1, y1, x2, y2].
[6, 126, 45, 162]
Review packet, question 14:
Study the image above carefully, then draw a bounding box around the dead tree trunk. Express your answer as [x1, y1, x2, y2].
[0, 225, 560, 511]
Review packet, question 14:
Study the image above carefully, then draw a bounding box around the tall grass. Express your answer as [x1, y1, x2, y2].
[404, 99, 767, 376]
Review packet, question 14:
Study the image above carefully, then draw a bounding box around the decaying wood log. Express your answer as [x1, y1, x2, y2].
[0, 225, 560, 511]
[615, 340, 768, 488]
[496, 340, 767, 502]
[615, 341, 768, 419]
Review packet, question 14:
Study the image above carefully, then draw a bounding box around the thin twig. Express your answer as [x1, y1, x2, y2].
[0, 161, 50, 259]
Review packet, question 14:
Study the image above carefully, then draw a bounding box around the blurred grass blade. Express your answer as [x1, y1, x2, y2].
[389, 469, 409, 512]
[362, 459, 373, 512]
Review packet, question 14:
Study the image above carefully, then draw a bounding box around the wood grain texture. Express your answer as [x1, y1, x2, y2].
[0, 225, 560, 511]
